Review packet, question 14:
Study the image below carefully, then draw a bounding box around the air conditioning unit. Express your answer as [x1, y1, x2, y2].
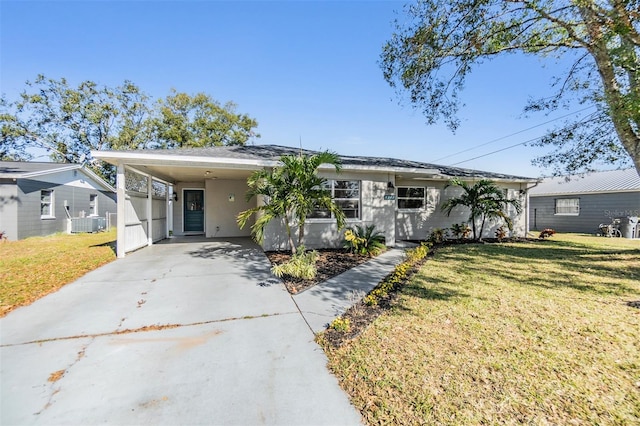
[71, 217, 106, 233]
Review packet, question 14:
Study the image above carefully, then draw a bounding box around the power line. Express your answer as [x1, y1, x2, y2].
[448, 137, 538, 166]
[449, 110, 599, 166]
[432, 105, 596, 163]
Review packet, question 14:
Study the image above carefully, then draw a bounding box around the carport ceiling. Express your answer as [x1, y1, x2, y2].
[131, 164, 256, 183]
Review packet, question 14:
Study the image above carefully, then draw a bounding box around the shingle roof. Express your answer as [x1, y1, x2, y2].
[0, 161, 115, 191]
[529, 168, 640, 196]
[106, 144, 535, 181]
[0, 161, 80, 178]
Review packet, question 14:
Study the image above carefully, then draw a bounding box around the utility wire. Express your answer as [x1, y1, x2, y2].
[432, 105, 596, 162]
[448, 137, 539, 166]
[449, 110, 599, 166]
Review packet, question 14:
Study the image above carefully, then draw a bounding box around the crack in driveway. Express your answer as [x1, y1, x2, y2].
[35, 337, 96, 415]
[1, 311, 299, 347]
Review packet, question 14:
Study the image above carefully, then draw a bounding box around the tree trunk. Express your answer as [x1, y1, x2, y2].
[298, 220, 305, 249]
[479, 217, 486, 241]
[283, 216, 296, 254]
[471, 217, 478, 240]
[580, 6, 640, 172]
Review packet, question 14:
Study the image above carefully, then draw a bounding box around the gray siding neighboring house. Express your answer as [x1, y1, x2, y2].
[93, 145, 538, 258]
[529, 168, 640, 236]
[0, 162, 117, 241]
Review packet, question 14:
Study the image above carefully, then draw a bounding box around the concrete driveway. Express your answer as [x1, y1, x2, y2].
[0, 238, 362, 425]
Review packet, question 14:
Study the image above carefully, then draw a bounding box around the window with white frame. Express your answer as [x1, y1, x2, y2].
[89, 194, 98, 216]
[397, 186, 425, 209]
[41, 190, 54, 218]
[555, 198, 580, 215]
[309, 180, 360, 219]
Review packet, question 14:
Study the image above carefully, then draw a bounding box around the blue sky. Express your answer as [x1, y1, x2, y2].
[1, 0, 592, 178]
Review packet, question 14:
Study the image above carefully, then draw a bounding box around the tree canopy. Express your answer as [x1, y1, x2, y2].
[148, 90, 259, 149]
[1, 75, 260, 182]
[380, 0, 640, 174]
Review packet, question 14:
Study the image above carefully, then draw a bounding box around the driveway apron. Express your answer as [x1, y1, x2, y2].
[0, 238, 362, 425]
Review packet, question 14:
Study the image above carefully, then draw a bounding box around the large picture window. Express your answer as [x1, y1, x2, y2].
[397, 186, 425, 209]
[41, 189, 54, 218]
[309, 180, 360, 219]
[555, 198, 580, 215]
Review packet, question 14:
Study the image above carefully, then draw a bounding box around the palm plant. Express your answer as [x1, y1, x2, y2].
[343, 224, 386, 256]
[440, 178, 522, 240]
[237, 151, 346, 253]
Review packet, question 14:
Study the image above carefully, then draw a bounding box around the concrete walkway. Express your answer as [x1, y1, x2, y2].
[0, 238, 407, 425]
[293, 248, 406, 333]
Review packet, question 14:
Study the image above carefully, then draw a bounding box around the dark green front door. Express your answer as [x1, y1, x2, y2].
[183, 190, 204, 233]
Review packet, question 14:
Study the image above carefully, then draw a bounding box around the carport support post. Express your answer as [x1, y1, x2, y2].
[116, 163, 126, 258]
[147, 173, 153, 247]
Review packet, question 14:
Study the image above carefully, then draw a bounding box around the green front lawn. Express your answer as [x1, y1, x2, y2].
[324, 234, 640, 424]
[0, 230, 117, 316]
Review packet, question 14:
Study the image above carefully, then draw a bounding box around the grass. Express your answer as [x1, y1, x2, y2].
[322, 234, 640, 425]
[0, 230, 117, 316]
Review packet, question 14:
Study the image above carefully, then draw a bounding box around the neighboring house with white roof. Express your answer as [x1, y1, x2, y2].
[528, 168, 640, 236]
[93, 144, 538, 257]
[0, 161, 117, 240]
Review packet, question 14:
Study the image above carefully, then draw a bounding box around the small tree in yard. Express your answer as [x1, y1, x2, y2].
[441, 179, 522, 240]
[237, 151, 346, 254]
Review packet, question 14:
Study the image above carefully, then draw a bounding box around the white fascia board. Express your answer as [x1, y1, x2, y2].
[447, 176, 538, 184]
[91, 150, 279, 169]
[329, 164, 443, 176]
[19, 164, 82, 179]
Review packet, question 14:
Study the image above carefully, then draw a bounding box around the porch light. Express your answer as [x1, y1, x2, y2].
[172, 192, 178, 202]
[387, 181, 395, 191]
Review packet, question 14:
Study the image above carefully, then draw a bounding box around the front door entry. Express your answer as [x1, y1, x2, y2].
[183, 189, 204, 233]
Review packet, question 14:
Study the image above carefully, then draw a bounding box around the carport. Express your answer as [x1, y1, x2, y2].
[94, 149, 268, 258]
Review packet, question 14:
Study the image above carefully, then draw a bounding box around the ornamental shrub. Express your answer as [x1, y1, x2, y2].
[539, 229, 556, 239]
[343, 225, 386, 257]
[427, 228, 447, 244]
[329, 317, 351, 332]
[271, 245, 319, 279]
[364, 243, 430, 306]
[449, 223, 471, 239]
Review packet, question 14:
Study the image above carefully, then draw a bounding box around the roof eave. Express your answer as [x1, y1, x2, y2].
[92, 150, 279, 169]
[17, 163, 82, 179]
[530, 188, 640, 197]
[93, 151, 536, 183]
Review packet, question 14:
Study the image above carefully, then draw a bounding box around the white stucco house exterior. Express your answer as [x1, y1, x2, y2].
[92, 145, 538, 257]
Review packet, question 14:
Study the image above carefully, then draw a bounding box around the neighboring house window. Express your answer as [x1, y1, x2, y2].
[555, 198, 580, 215]
[89, 194, 98, 216]
[41, 190, 54, 218]
[310, 180, 360, 219]
[397, 186, 425, 210]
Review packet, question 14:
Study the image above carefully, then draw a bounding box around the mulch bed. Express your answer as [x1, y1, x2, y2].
[265, 249, 371, 294]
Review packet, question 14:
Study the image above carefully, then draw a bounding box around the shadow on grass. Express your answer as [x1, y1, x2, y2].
[402, 275, 469, 301]
[393, 274, 470, 315]
[426, 241, 639, 297]
[90, 240, 117, 256]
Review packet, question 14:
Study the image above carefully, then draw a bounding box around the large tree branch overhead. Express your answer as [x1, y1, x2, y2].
[381, 0, 640, 174]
